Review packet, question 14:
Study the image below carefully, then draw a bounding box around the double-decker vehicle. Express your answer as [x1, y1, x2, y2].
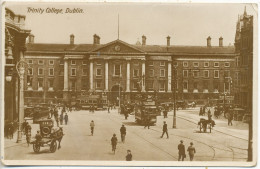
[77, 94, 108, 110]
[135, 94, 158, 125]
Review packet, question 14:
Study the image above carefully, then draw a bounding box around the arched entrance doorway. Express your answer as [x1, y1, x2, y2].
[110, 85, 123, 106]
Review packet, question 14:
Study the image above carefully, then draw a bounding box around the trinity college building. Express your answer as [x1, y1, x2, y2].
[24, 34, 237, 105]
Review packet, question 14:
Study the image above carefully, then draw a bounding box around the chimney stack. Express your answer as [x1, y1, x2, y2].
[142, 35, 146, 46]
[70, 34, 74, 45]
[93, 34, 100, 45]
[28, 34, 34, 43]
[167, 36, 171, 46]
[207, 36, 211, 47]
[219, 36, 223, 47]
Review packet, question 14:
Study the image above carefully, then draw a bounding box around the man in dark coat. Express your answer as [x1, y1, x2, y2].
[64, 113, 68, 125]
[126, 150, 132, 161]
[178, 140, 186, 161]
[111, 134, 118, 153]
[187, 142, 196, 161]
[144, 115, 150, 129]
[120, 125, 126, 143]
[161, 121, 169, 138]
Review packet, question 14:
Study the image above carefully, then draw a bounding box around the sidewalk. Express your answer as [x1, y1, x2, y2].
[167, 108, 248, 140]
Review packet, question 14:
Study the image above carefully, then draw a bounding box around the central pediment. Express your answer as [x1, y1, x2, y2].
[91, 39, 144, 54]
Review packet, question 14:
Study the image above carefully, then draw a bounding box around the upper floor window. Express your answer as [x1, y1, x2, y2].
[96, 68, 102, 76]
[133, 69, 139, 77]
[160, 69, 165, 77]
[28, 68, 33, 75]
[71, 60, 76, 65]
[149, 69, 154, 77]
[82, 60, 87, 65]
[28, 60, 33, 64]
[38, 68, 44, 75]
[38, 60, 44, 65]
[96, 80, 102, 88]
[160, 61, 165, 66]
[71, 68, 76, 76]
[114, 64, 121, 76]
[159, 81, 165, 92]
[214, 70, 219, 78]
[49, 60, 54, 65]
[147, 81, 154, 90]
[82, 68, 88, 76]
[225, 62, 230, 67]
[214, 62, 219, 67]
[204, 70, 209, 78]
[204, 62, 209, 67]
[148, 61, 154, 66]
[49, 68, 54, 76]
[183, 70, 188, 78]
[193, 62, 199, 67]
[193, 70, 199, 78]
[183, 81, 188, 90]
[183, 62, 188, 67]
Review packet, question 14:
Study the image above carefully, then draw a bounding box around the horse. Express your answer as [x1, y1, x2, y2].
[50, 127, 64, 149]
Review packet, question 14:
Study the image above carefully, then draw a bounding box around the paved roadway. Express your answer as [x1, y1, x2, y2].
[4, 108, 248, 161]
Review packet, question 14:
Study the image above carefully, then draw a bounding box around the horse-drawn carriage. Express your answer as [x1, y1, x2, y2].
[198, 118, 216, 133]
[30, 119, 64, 153]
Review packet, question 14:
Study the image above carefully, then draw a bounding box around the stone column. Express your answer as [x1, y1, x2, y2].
[64, 59, 69, 91]
[126, 59, 131, 92]
[90, 60, 93, 90]
[168, 61, 172, 92]
[141, 60, 146, 92]
[105, 60, 109, 91]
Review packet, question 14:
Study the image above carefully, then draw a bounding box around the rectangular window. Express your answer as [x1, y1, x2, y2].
[133, 82, 138, 89]
[38, 78, 43, 90]
[28, 68, 33, 75]
[71, 60, 76, 65]
[214, 62, 219, 67]
[224, 70, 230, 78]
[193, 62, 199, 67]
[81, 78, 88, 90]
[193, 82, 198, 89]
[49, 60, 54, 65]
[49, 68, 54, 76]
[160, 61, 165, 66]
[28, 60, 33, 64]
[96, 61, 102, 66]
[147, 81, 154, 90]
[49, 79, 54, 88]
[133, 69, 139, 77]
[59, 68, 64, 76]
[27, 77, 33, 87]
[149, 69, 154, 77]
[183, 70, 188, 78]
[214, 70, 219, 78]
[159, 81, 165, 91]
[71, 80, 76, 90]
[60, 60, 64, 65]
[204, 62, 209, 67]
[114, 64, 121, 76]
[82, 60, 87, 65]
[204, 70, 209, 78]
[148, 61, 154, 66]
[82, 68, 87, 76]
[183, 81, 188, 90]
[160, 69, 165, 77]
[71, 68, 76, 76]
[183, 62, 188, 67]
[38, 60, 44, 65]
[38, 68, 44, 75]
[193, 70, 199, 78]
[96, 81, 102, 88]
[96, 68, 102, 76]
[225, 62, 230, 67]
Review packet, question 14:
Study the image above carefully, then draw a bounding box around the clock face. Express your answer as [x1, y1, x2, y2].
[114, 45, 121, 52]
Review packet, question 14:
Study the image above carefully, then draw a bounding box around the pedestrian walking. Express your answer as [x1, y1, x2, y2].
[90, 120, 95, 136]
[111, 134, 118, 154]
[8, 123, 14, 139]
[161, 121, 169, 138]
[126, 150, 132, 161]
[199, 107, 203, 116]
[187, 142, 196, 161]
[60, 113, 64, 125]
[144, 115, 150, 129]
[26, 129, 31, 146]
[163, 109, 168, 118]
[178, 140, 186, 161]
[108, 106, 110, 113]
[120, 124, 126, 143]
[64, 113, 68, 125]
[228, 113, 233, 126]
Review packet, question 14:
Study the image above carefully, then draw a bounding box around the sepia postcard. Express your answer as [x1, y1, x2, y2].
[0, 1, 258, 167]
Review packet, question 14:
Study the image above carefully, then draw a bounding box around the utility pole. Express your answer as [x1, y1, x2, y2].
[172, 65, 177, 128]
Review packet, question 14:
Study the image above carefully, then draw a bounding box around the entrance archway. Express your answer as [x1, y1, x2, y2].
[110, 85, 123, 106]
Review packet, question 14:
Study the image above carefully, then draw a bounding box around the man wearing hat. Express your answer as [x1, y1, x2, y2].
[187, 142, 196, 161]
[125, 150, 132, 161]
[178, 140, 186, 161]
[161, 121, 169, 138]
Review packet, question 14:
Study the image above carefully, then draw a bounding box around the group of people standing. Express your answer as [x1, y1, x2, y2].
[50, 106, 69, 127]
[178, 140, 196, 161]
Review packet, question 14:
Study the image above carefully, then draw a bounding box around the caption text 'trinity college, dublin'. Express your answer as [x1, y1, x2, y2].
[27, 7, 84, 14]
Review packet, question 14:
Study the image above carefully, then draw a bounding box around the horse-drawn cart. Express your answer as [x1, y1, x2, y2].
[198, 118, 215, 133]
[31, 119, 64, 153]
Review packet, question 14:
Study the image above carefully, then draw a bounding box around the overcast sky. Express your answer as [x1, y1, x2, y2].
[5, 2, 257, 46]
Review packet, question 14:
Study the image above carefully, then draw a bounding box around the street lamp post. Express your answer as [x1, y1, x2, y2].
[16, 57, 28, 143]
[172, 65, 177, 128]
